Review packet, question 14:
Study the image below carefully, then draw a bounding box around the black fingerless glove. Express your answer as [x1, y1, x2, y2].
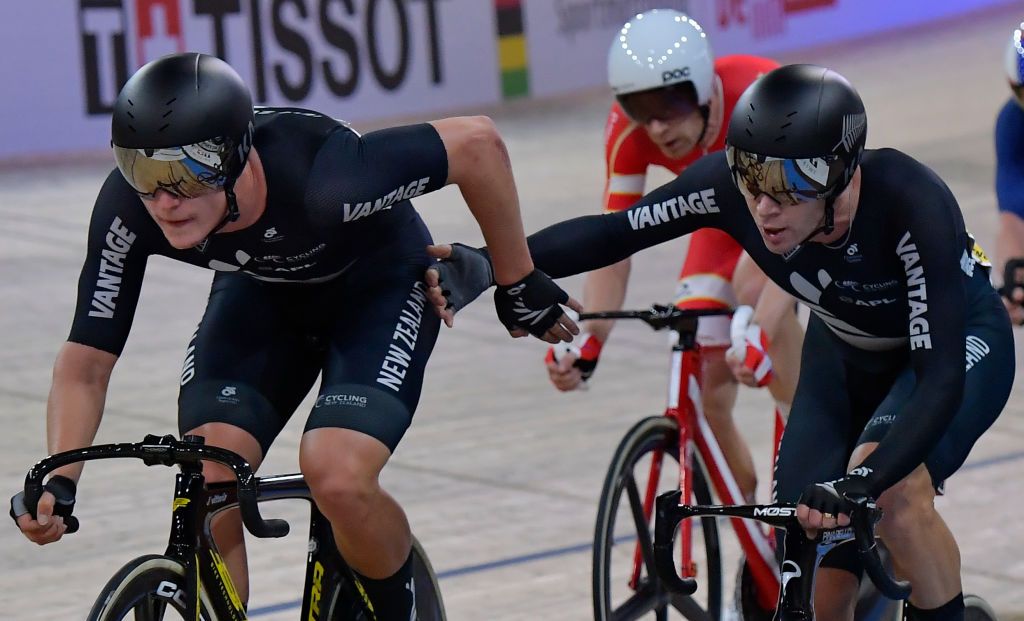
[11, 475, 78, 529]
[494, 270, 569, 337]
[798, 469, 874, 518]
[432, 244, 494, 312]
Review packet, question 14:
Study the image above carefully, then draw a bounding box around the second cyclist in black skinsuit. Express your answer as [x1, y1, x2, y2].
[428, 65, 1012, 621]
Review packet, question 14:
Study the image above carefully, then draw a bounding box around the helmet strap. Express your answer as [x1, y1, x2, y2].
[780, 199, 836, 262]
[218, 184, 242, 229]
[803, 197, 836, 239]
[695, 104, 711, 147]
[698, 77, 724, 151]
[821, 198, 836, 235]
[199, 183, 241, 245]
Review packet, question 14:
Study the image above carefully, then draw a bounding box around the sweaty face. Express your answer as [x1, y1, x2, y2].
[141, 189, 227, 250]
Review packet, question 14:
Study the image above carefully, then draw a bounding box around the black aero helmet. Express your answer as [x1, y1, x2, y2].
[726, 64, 866, 213]
[111, 53, 254, 221]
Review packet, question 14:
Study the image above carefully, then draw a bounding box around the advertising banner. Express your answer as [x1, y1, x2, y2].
[0, 0, 1014, 160]
[0, 0, 497, 159]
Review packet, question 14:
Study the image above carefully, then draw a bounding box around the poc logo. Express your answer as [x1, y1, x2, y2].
[753, 506, 796, 517]
[661, 67, 691, 83]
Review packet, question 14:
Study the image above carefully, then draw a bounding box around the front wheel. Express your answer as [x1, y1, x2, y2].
[593, 416, 723, 621]
[87, 554, 215, 620]
[964, 594, 997, 621]
[411, 535, 447, 621]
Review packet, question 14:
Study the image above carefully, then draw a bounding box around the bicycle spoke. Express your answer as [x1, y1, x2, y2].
[597, 419, 720, 621]
[612, 583, 666, 621]
[623, 474, 658, 576]
[670, 592, 713, 621]
[135, 595, 166, 621]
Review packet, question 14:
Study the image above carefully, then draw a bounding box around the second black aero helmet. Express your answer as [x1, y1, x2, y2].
[726, 64, 866, 206]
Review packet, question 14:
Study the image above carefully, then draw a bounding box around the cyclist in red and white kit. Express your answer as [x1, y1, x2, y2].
[546, 10, 804, 502]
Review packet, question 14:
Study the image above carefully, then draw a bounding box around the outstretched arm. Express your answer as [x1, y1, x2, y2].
[526, 153, 733, 278]
[425, 151, 737, 330]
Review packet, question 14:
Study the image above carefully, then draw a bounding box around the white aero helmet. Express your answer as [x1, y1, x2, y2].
[608, 9, 714, 103]
[1005, 23, 1024, 87]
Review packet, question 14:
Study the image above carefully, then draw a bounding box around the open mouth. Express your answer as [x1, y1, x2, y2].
[762, 226, 786, 242]
[661, 138, 685, 153]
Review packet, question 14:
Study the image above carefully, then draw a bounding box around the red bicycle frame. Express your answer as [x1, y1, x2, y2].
[629, 328, 786, 611]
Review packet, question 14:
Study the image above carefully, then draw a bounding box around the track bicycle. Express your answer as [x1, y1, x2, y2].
[586, 304, 897, 621]
[19, 433, 446, 620]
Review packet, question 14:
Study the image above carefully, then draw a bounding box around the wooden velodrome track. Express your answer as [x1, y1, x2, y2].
[2, 4, 1023, 619]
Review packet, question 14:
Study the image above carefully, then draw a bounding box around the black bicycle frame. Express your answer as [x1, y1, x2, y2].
[168, 459, 247, 620]
[204, 475, 375, 620]
[23, 434, 374, 621]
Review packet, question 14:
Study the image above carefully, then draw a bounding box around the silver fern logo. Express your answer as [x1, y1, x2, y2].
[834, 113, 866, 153]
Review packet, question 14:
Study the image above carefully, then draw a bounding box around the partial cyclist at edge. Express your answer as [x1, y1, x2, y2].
[428, 64, 1014, 621]
[10, 53, 577, 620]
[545, 9, 803, 505]
[995, 20, 1024, 324]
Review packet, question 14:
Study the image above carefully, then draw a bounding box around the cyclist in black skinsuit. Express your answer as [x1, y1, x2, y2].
[11, 52, 578, 621]
[427, 65, 1013, 621]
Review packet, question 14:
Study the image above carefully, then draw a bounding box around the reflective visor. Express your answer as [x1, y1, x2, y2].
[616, 83, 700, 125]
[112, 139, 232, 198]
[726, 145, 839, 206]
